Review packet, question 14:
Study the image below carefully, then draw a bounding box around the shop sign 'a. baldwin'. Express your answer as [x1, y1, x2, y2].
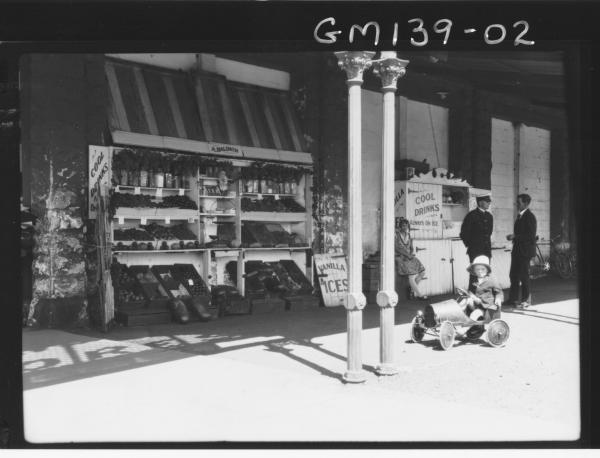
[314, 254, 348, 307]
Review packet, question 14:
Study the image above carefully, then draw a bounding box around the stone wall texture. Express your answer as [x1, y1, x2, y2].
[22, 54, 108, 328]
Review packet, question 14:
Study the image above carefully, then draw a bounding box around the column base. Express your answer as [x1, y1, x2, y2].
[375, 363, 399, 376]
[342, 370, 368, 384]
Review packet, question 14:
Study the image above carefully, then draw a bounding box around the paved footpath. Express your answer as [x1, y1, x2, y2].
[22, 278, 580, 443]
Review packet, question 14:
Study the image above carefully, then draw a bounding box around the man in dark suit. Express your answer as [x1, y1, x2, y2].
[460, 194, 493, 292]
[507, 193, 537, 309]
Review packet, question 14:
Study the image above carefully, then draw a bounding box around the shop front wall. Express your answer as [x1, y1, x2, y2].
[360, 90, 450, 259]
[399, 97, 449, 170]
[519, 124, 551, 256]
[491, 117, 516, 248]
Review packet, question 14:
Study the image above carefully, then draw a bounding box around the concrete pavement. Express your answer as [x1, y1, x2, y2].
[22, 277, 580, 443]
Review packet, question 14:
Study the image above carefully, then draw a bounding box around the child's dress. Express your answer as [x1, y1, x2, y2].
[395, 233, 425, 276]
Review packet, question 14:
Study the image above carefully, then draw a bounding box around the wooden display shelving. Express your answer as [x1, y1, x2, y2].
[241, 212, 306, 222]
[94, 145, 314, 301]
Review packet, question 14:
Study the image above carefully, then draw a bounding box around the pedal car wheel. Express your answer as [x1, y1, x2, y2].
[487, 319, 510, 347]
[410, 316, 425, 343]
[439, 321, 455, 351]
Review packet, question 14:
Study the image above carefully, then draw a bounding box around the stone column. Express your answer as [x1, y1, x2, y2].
[373, 52, 409, 375]
[334, 51, 375, 383]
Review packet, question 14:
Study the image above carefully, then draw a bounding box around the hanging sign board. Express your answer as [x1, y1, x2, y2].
[314, 253, 348, 307]
[88, 145, 111, 219]
[208, 142, 244, 157]
[395, 181, 442, 238]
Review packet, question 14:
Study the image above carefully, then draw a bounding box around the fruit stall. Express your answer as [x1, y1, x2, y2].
[89, 145, 318, 326]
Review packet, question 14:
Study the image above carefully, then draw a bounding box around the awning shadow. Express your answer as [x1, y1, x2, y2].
[22, 278, 578, 389]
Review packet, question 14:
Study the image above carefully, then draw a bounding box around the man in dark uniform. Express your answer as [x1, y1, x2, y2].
[507, 193, 537, 309]
[460, 194, 493, 292]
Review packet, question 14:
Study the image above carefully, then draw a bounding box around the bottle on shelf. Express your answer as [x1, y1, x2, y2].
[140, 158, 149, 187]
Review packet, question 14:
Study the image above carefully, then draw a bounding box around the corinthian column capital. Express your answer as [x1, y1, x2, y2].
[334, 51, 376, 84]
[373, 54, 409, 92]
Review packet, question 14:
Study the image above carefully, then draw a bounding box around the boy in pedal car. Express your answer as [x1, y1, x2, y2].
[457, 255, 503, 339]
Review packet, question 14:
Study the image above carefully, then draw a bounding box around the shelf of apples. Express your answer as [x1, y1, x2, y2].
[113, 223, 203, 252]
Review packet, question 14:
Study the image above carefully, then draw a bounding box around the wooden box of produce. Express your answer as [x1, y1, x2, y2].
[284, 294, 320, 311]
[278, 260, 314, 294]
[151, 265, 197, 323]
[111, 262, 147, 309]
[211, 285, 251, 316]
[249, 293, 286, 314]
[128, 266, 170, 309]
[172, 264, 216, 319]
[115, 308, 172, 327]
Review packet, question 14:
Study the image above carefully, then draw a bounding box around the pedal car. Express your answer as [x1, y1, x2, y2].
[410, 288, 510, 350]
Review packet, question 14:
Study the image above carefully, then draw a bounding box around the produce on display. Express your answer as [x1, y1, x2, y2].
[113, 227, 153, 241]
[111, 262, 146, 306]
[241, 196, 305, 213]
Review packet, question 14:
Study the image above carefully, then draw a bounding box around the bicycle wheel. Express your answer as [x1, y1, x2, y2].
[552, 253, 572, 279]
[569, 254, 577, 278]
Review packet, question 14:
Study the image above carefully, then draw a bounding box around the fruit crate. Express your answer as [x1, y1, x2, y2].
[111, 263, 148, 309]
[278, 260, 314, 294]
[115, 308, 172, 327]
[172, 263, 211, 296]
[128, 265, 170, 309]
[211, 285, 251, 316]
[172, 264, 216, 319]
[151, 265, 193, 300]
[284, 294, 320, 312]
[249, 293, 286, 314]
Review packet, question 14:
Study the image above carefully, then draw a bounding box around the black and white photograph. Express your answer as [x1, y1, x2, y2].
[2, 0, 595, 449]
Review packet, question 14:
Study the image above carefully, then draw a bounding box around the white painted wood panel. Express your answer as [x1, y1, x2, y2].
[490, 247, 512, 290]
[451, 239, 471, 292]
[451, 241, 511, 293]
[410, 239, 453, 296]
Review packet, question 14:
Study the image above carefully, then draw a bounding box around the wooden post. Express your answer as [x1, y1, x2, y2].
[373, 52, 409, 376]
[335, 51, 375, 383]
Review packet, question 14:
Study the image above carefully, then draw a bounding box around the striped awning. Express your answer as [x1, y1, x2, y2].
[105, 58, 308, 161]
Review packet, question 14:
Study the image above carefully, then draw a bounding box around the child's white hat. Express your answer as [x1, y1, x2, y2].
[467, 255, 492, 275]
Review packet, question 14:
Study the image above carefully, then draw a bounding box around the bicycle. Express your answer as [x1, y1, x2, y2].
[530, 235, 576, 280]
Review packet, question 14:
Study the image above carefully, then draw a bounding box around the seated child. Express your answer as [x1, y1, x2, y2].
[458, 255, 503, 339]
